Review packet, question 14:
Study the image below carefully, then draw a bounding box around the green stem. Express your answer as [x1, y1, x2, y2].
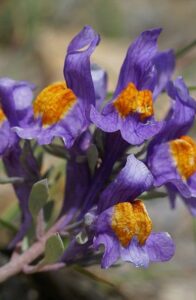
[0, 219, 18, 234]
[176, 39, 196, 59]
[0, 177, 24, 184]
[43, 145, 70, 160]
[188, 86, 196, 91]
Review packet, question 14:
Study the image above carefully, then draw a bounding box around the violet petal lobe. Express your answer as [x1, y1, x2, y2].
[148, 142, 192, 198]
[64, 25, 100, 113]
[172, 77, 196, 110]
[147, 77, 196, 166]
[146, 232, 175, 262]
[167, 182, 196, 216]
[183, 197, 196, 216]
[166, 183, 178, 209]
[119, 115, 163, 146]
[187, 173, 196, 197]
[0, 78, 34, 126]
[14, 96, 89, 148]
[114, 28, 162, 97]
[93, 233, 120, 269]
[154, 77, 195, 144]
[120, 237, 150, 268]
[90, 103, 119, 132]
[0, 121, 17, 156]
[98, 155, 153, 212]
[91, 64, 107, 110]
[153, 49, 175, 99]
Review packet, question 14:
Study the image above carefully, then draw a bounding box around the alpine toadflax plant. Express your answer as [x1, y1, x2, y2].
[0, 25, 195, 282]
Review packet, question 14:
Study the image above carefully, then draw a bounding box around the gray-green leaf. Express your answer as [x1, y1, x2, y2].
[43, 200, 54, 223]
[43, 233, 64, 265]
[29, 179, 49, 219]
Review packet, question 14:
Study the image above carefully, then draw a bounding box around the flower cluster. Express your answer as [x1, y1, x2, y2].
[0, 26, 195, 274]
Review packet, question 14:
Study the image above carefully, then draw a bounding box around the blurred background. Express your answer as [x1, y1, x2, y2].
[0, 0, 196, 299]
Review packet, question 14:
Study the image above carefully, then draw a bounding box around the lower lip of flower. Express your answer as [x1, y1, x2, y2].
[33, 82, 77, 126]
[113, 82, 154, 120]
[111, 200, 152, 247]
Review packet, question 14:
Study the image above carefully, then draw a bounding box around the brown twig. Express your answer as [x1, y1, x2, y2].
[0, 216, 67, 283]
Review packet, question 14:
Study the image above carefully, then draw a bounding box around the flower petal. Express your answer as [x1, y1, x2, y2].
[166, 183, 178, 209]
[114, 28, 162, 97]
[153, 49, 175, 99]
[0, 78, 34, 126]
[146, 232, 175, 262]
[120, 237, 149, 267]
[172, 77, 196, 110]
[158, 78, 195, 143]
[91, 64, 107, 110]
[187, 173, 196, 197]
[14, 100, 89, 148]
[93, 233, 120, 268]
[98, 155, 153, 212]
[0, 121, 17, 156]
[90, 103, 119, 132]
[183, 197, 196, 216]
[119, 115, 163, 145]
[148, 78, 195, 155]
[64, 25, 100, 113]
[148, 142, 192, 198]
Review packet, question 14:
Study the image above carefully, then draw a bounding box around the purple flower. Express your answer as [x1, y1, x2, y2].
[60, 154, 175, 268]
[94, 200, 175, 268]
[91, 28, 175, 145]
[90, 155, 175, 268]
[0, 78, 40, 246]
[147, 77, 196, 215]
[14, 26, 100, 148]
[0, 78, 34, 155]
[93, 201, 175, 268]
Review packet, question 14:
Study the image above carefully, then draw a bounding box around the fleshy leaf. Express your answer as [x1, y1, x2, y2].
[43, 233, 64, 265]
[43, 201, 54, 223]
[29, 179, 49, 219]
